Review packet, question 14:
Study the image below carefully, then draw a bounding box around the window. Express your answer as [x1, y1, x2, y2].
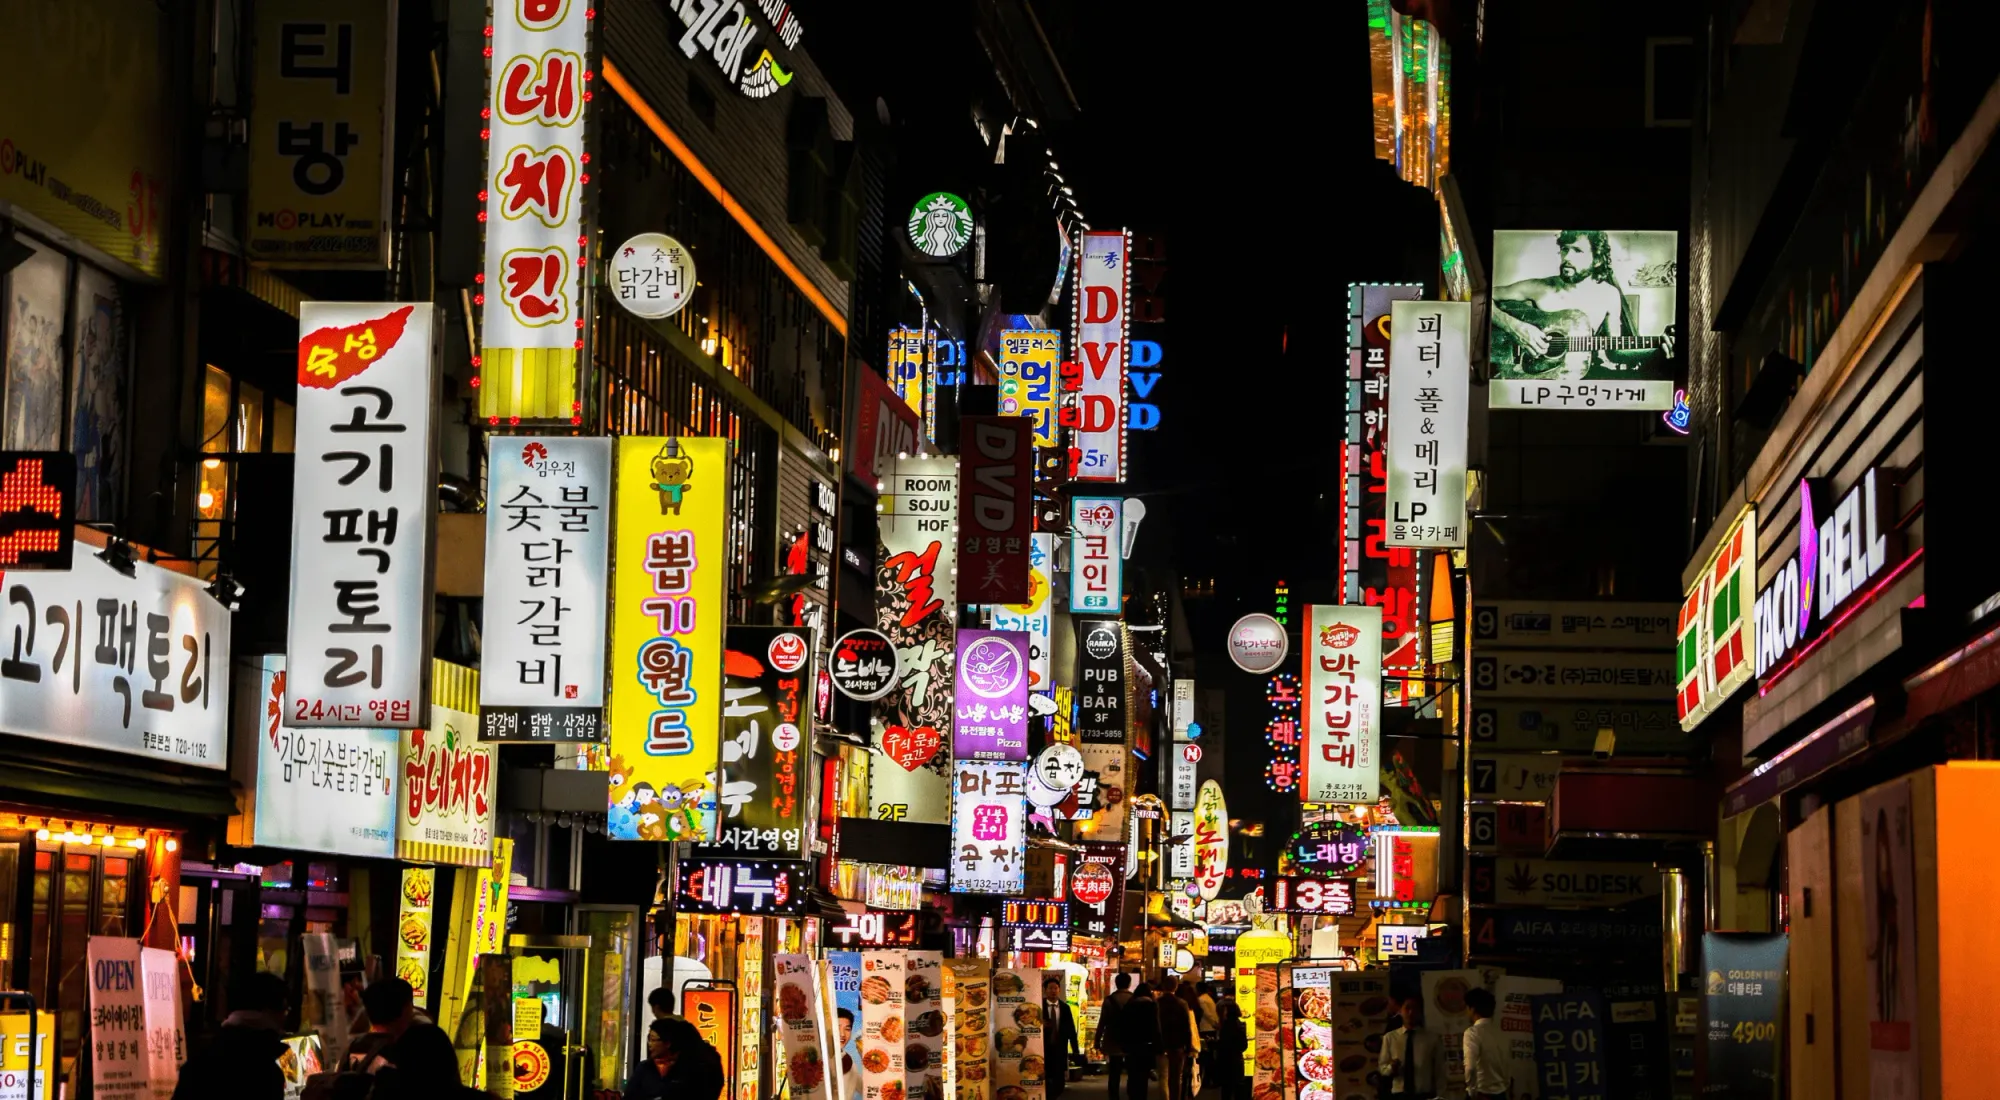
[1, 230, 130, 521]
[193, 364, 296, 571]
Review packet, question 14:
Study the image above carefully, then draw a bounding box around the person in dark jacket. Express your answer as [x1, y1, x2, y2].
[625, 1016, 724, 1100]
[1097, 972, 1135, 1100]
[1215, 1000, 1249, 1100]
[1119, 983, 1162, 1100]
[172, 971, 289, 1100]
[370, 1022, 492, 1099]
[1043, 976, 1081, 1098]
[1157, 975, 1197, 1100]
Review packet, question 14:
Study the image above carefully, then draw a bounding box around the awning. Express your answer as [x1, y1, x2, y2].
[0, 738, 238, 820]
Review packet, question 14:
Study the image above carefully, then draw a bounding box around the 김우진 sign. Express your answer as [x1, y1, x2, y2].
[397, 665, 496, 867]
[237, 655, 397, 858]
[872, 456, 960, 824]
[608, 437, 728, 841]
[700, 626, 813, 859]
[908, 191, 973, 257]
[1678, 507, 1758, 731]
[1070, 230, 1130, 481]
[480, 436, 610, 741]
[1302, 605, 1382, 805]
[1, 549, 230, 766]
[950, 762, 1027, 894]
[1068, 497, 1122, 613]
[609, 232, 695, 319]
[958, 416, 1033, 605]
[288, 302, 438, 729]
[999, 330, 1060, 448]
[954, 630, 1031, 761]
[480, 0, 592, 424]
[1488, 229, 1680, 411]
[1386, 300, 1470, 548]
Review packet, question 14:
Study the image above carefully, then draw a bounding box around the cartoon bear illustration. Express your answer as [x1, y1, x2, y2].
[634, 797, 669, 842]
[650, 441, 695, 514]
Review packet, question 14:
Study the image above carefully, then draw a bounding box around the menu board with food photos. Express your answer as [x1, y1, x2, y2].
[945, 958, 993, 1100]
[1277, 964, 1297, 1100]
[1252, 965, 1282, 1100]
[1329, 970, 1394, 1100]
[394, 867, 435, 1003]
[904, 952, 945, 1100]
[1289, 967, 1336, 1100]
[774, 954, 834, 1100]
[859, 952, 907, 1100]
[992, 968, 1045, 1100]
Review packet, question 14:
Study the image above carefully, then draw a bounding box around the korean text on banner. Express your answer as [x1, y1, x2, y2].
[479, 0, 593, 421]
[957, 416, 1033, 605]
[1494, 976, 1561, 1097]
[870, 456, 959, 825]
[951, 762, 1027, 894]
[905, 952, 945, 1099]
[87, 937, 174, 1099]
[858, 952, 907, 1100]
[887, 326, 929, 422]
[0, 1010, 54, 1100]
[696, 626, 813, 859]
[1303, 604, 1383, 804]
[993, 970, 1045, 1100]
[1071, 231, 1129, 480]
[238, 655, 397, 858]
[609, 437, 728, 841]
[773, 954, 834, 1100]
[396, 685, 496, 867]
[480, 436, 611, 741]
[287, 302, 438, 730]
[1385, 300, 1470, 548]
[946, 959, 993, 1100]
[247, 0, 394, 267]
[999, 330, 1060, 448]
[1068, 497, 1122, 613]
[1488, 230, 1680, 411]
[954, 630, 1031, 761]
[1343, 284, 1425, 671]
[990, 533, 1055, 695]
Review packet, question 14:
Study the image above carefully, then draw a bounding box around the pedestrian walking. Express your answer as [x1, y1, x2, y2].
[1461, 988, 1509, 1099]
[1214, 999, 1248, 1100]
[172, 971, 288, 1100]
[1120, 982, 1163, 1100]
[1379, 996, 1445, 1099]
[1097, 972, 1135, 1100]
[626, 1016, 725, 1100]
[1044, 976, 1081, 1097]
[1157, 976, 1196, 1100]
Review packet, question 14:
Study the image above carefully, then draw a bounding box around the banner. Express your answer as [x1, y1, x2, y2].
[1532, 989, 1607, 1100]
[395, 668, 495, 867]
[1496, 976, 1562, 1099]
[1071, 230, 1129, 480]
[957, 416, 1033, 605]
[871, 456, 959, 824]
[905, 952, 945, 1100]
[88, 937, 181, 1099]
[950, 762, 1027, 894]
[999, 330, 1060, 448]
[1067, 497, 1122, 613]
[858, 952, 906, 1100]
[993, 970, 1045, 1100]
[1302, 604, 1382, 804]
[1327, 971, 1391, 1100]
[1385, 299, 1470, 548]
[236, 656, 397, 857]
[1489, 230, 1680, 411]
[608, 437, 728, 841]
[1191, 780, 1229, 901]
[1862, 780, 1920, 1099]
[989, 533, 1055, 695]
[954, 630, 1031, 761]
[697, 626, 813, 858]
[774, 954, 834, 1100]
[0, 1010, 54, 1100]
[1700, 933, 1784, 1100]
[826, 953, 862, 1100]
[480, 435, 611, 740]
[1342, 283, 1424, 677]
[945, 959, 992, 1100]
[1068, 842, 1126, 940]
[287, 302, 438, 729]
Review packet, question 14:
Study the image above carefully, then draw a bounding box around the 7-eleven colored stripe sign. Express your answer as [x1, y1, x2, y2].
[1678, 507, 1758, 732]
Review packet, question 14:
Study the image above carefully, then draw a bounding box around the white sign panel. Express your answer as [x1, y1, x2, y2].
[1377, 924, 1431, 957]
[479, 435, 611, 740]
[1469, 650, 1675, 700]
[1172, 679, 1195, 738]
[1072, 230, 1129, 481]
[609, 232, 695, 320]
[1170, 745, 1197, 812]
[1226, 613, 1289, 674]
[949, 761, 1027, 894]
[1068, 497, 1122, 613]
[287, 302, 438, 728]
[1385, 300, 1470, 548]
[241, 656, 398, 858]
[1169, 810, 1195, 877]
[1470, 600, 1678, 649]
[989, 533, 1054, 695]
[879, 457, 961, 613]
[0, 552, 231, 767]
[1302, 604, 1382, 804]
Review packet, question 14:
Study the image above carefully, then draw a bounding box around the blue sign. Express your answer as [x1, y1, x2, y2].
[1533, 989, 1608, 1100]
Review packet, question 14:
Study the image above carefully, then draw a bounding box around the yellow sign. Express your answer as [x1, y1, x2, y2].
[609, 437, 728, 841]
[511, 1040, 552, 1092]
[1234, 929, 1291, 1077]
[0, 0, 172, 278]
[473, 837, 515, 954]
[887, 326, 928, 420]
[1, 1011, 53, 1099]
[394, 867, 436, 1004]
[999, 329, 1060, 447]
[246, 0, 394, 266]
[513, 997, 543, 1040]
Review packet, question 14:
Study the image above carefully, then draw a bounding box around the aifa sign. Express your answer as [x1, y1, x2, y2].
[1752, 468, 1900, 679]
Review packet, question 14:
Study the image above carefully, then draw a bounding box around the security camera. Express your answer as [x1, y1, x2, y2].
[1593, 726, 1617, 761]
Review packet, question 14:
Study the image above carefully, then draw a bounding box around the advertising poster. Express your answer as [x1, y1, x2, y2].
[858, 952, 907, 1100]
[1233, 933, 1290, 1078]
[238, 655, 397, 857]
[480, 435, 611, 740]
[0, 1010, 53, 1100]
[287, 302, 438, 729]
[395, 677, 496, 867]
[905, 952, 946, 1100]
[394, 867, 435, 1001]
[1496, 976, 1563, 1098]
[1302, 604, 1383, 804]
[826, 952, 863, 1100]
[946, 958, 993, 1100]
[1325, 970, 1389, 1100]
[697, 625, 813, 858]
[998, 329, 1060, 448]
[1072, 230, 1130, 481]
[1425, 968, 1502, 1092]
[1861, 779, 1919, 1099]
[872, 455, 960, 824]
[957, 416, 1033, 605]
[1385, 299, 1470, 548]
[950, 762, 1028, 894]
[1532, 989, 1607, 1100]
[954, 630, 1031, 760]
[1251, 965, 1281, 1098]
[1067, 498, 1123, 613]
[1488, 229, 1680, 411]
[993, 970, 1045, 1100]
[608, 436, 728, 841]
[774, 954, 834, 1100]
[1701, 932, 1785, 1100]
[989, 533, 1055, 695]
[139, 947, 182, 1099]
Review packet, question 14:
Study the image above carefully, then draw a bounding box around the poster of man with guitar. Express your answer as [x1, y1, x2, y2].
[1489, 229, 1679, 409]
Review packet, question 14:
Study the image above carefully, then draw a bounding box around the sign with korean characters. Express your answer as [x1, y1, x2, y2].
[1471, 701, 1686, 755]
[1471, 906, 1664, 957]
[0, 451, 75, 569]
[1287, 820, 1369, 878]
[478, 0, 593, 423]
[1469, 650, 1675, 700]
[1489, 230, 1680, 411]
[1472, 600, 1679, 649]
[1170, 743, 1197, 811]
[999, 330, 1060, 448]
[1267, 876, 1354, 915]
[1467, 751, 1563, 802]
[1343, 284, 1424, 670]
[1701, 932, 1786, 1100]
[1302, 605, 1382, 805]
[247, 0, 394, 266]
[397, 664, 495, 867]
[1001, 899, 1070, 953]
[87, 937, 182, 1100]
[0, 548, 230, 766]
[1470, 857, 1662, 907]
[699, 625, 813, 859]
[887, 326, 931, 423]
[1466, 803, 1550, 855]
[958, 416, 1033, 605]
[236, 655, 397, 857]
[608, 232, 695, 319]
[830, 629, 898, 701]
[1678, 507, 1758, 732]
[1385, 300, 1470, 548]
[954, 630, 1031, 760]
[1531, 989, 1609, 1100]
[872, 456, 959, 823]
[287, 302, 438, 729]
[1068, 841, 1124, 939]
[480, 436, 610, 741]
[772, 954, 834, 1100]
[608, 437, 727, 841]
[1070, 230, 1129, 481]
[676, 858, 811, 916]
[989, 533, 1054, 695]
[1068, 497, 1122, 613]
[1191, 779, 1229, 900]
[0, 1010, 54, 1100]
[1074, 620, 1129, 838]
[1377, 924, 1430, 957]
[950, 762, 1027, 894]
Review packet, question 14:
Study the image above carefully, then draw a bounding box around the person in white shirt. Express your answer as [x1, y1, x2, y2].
[1460, 988, 1509, 1098]
[1378, 996, 1444, 1098]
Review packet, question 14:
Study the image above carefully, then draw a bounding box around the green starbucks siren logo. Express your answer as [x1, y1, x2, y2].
[908, 192, 973, 257]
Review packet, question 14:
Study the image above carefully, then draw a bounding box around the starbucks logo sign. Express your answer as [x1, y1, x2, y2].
[908, 192, 973, 258]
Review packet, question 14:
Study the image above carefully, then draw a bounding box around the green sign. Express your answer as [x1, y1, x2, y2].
[908, 192, 973, 257]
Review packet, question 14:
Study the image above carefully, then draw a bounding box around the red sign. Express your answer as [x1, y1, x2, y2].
[849, 363, 921, 482]
[1342, 286, 1424, 684]
[1180, 744, 1202, 764]
[883, 724, 942, 771]
[0, 452, 75, 569]
[956, 415, 1033, 604]
[1072, 863, 1115, 906]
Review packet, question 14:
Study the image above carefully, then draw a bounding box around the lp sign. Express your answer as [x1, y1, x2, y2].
[1753, 467, 1900, 678]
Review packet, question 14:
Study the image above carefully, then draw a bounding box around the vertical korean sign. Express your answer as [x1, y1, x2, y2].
[999, 330, 1060, 448]
[1068, 497, 1122, 614]
[479, 0, 593, 421]
[609, 437, 727, 841]
[398, 664, 496, 866]
[480, 436, 611, 740]
[1074, 620, 1130, 840]
[951, 762, 1027, 894]
[887, 326, 929, 422]
[1385, 300, 1469, 548]
[872, 457, 959, 824]
[1070, 231, 1129, 481]
[990, 533, 1055, 696]
[88, 937, 180, 1099]
[958, 416, 1033, 605]
[1343, 284, 1424, 677]
[1302, 605, 1381, 804]
[288, 303, 438, 729]
[954, 630, 1031, 761]
[773, 954, 834, 1100]
[701, 625, 813, 858]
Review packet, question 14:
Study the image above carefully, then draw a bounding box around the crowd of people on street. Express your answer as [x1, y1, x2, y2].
[1091, 972, 1248, 1100]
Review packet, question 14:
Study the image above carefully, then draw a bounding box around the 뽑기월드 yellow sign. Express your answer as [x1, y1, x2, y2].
[608, 437, 727, 841]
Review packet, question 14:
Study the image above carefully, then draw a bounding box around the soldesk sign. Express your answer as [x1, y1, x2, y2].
[1753, 467, 1902, 679]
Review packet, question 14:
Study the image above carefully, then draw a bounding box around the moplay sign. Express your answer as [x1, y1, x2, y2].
[1752, 467, 1900, 678]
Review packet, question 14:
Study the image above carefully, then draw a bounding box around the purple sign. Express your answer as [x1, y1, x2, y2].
[953, 629, 1031, 760]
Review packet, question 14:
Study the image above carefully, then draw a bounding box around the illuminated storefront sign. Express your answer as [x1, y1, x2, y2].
[698, 625, 812, 858]
[827, 909, 920, 948]
[676, 858, 810, 915]
[1677, 506, 1757, 731]
[1192, 780, 1229, 901]
[949, 761, 1027, 894]
[1377, 925, 1430, 957]
[872, 456, 959, 824]
[238, 655, 396, 857]
[1372, 829, 1441, 905]
[887, 325, 931, 423]
[396, 664, 495, 867]
[1267, 876, 1354, 915]
[0, 452, 74, 569]
[1128, 338, 1163, 431]
[908, 191, 973, 257]
[1385, 300, 1469, 548]
[1753, 468, 1902, 679]
[953, 629, 1031, 761]
[1069, 497, 1122, 613]
[1286, 820, 1369, 878]
[1488, 230, 1681, 411]
[1343, 284, 1425, 678]
[1264, 673, 1302, 793]
[1229, 613, 1289, 674]
[608, 232, 696, 319]
[999, 329, 1060, 448]
[1302, 605, 1382, 805]
[1069, 230, 1130, 481]
[989, 533, 1054, 695]
[672, 0, 797, 98]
